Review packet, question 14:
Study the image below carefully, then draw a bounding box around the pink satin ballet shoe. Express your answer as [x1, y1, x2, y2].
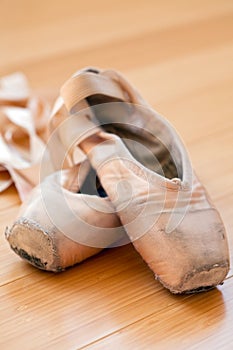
[6, 162, 125, 271]
[5, 87, 126, 271]
[56, 67, 230, 293]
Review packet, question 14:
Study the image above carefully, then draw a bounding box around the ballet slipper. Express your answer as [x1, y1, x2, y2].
[5, 162, 125, 271]
[5, 91, 126, 271]
[57, 67, 230, 293]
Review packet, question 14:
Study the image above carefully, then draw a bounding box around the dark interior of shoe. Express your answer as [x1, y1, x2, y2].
[79, 166, 107, 197]
[80, 91, 179, 197]
[87, 95, 179, 179]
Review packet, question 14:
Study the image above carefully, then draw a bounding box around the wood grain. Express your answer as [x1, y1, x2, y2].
[0, 1, 232, 349]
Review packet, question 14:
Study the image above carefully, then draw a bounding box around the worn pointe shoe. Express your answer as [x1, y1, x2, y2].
[58, 67, 230, 293]
[5, 66, 157, 272]
[5, 95, 126, 271]
[6, 162, 125, 271]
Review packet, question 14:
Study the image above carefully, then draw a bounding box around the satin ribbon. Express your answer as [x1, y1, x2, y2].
[0, 72, 51, 200]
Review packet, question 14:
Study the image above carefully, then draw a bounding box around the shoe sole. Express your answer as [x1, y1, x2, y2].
[156, 263, 229, 294]
[5, 218, 63, 272]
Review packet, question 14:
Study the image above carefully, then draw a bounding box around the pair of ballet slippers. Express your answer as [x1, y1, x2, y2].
[6, 68, 230, 294]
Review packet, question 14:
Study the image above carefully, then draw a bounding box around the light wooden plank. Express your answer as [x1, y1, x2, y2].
[81, 278, 233, 350]
[1, 0, 233, 71]
[1, 8, 233, 89]
[0, 186, 21, 211]
[0, 245, 164, 349]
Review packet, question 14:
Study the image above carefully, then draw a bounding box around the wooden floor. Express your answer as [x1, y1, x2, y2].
[1, 1, 233, 349]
